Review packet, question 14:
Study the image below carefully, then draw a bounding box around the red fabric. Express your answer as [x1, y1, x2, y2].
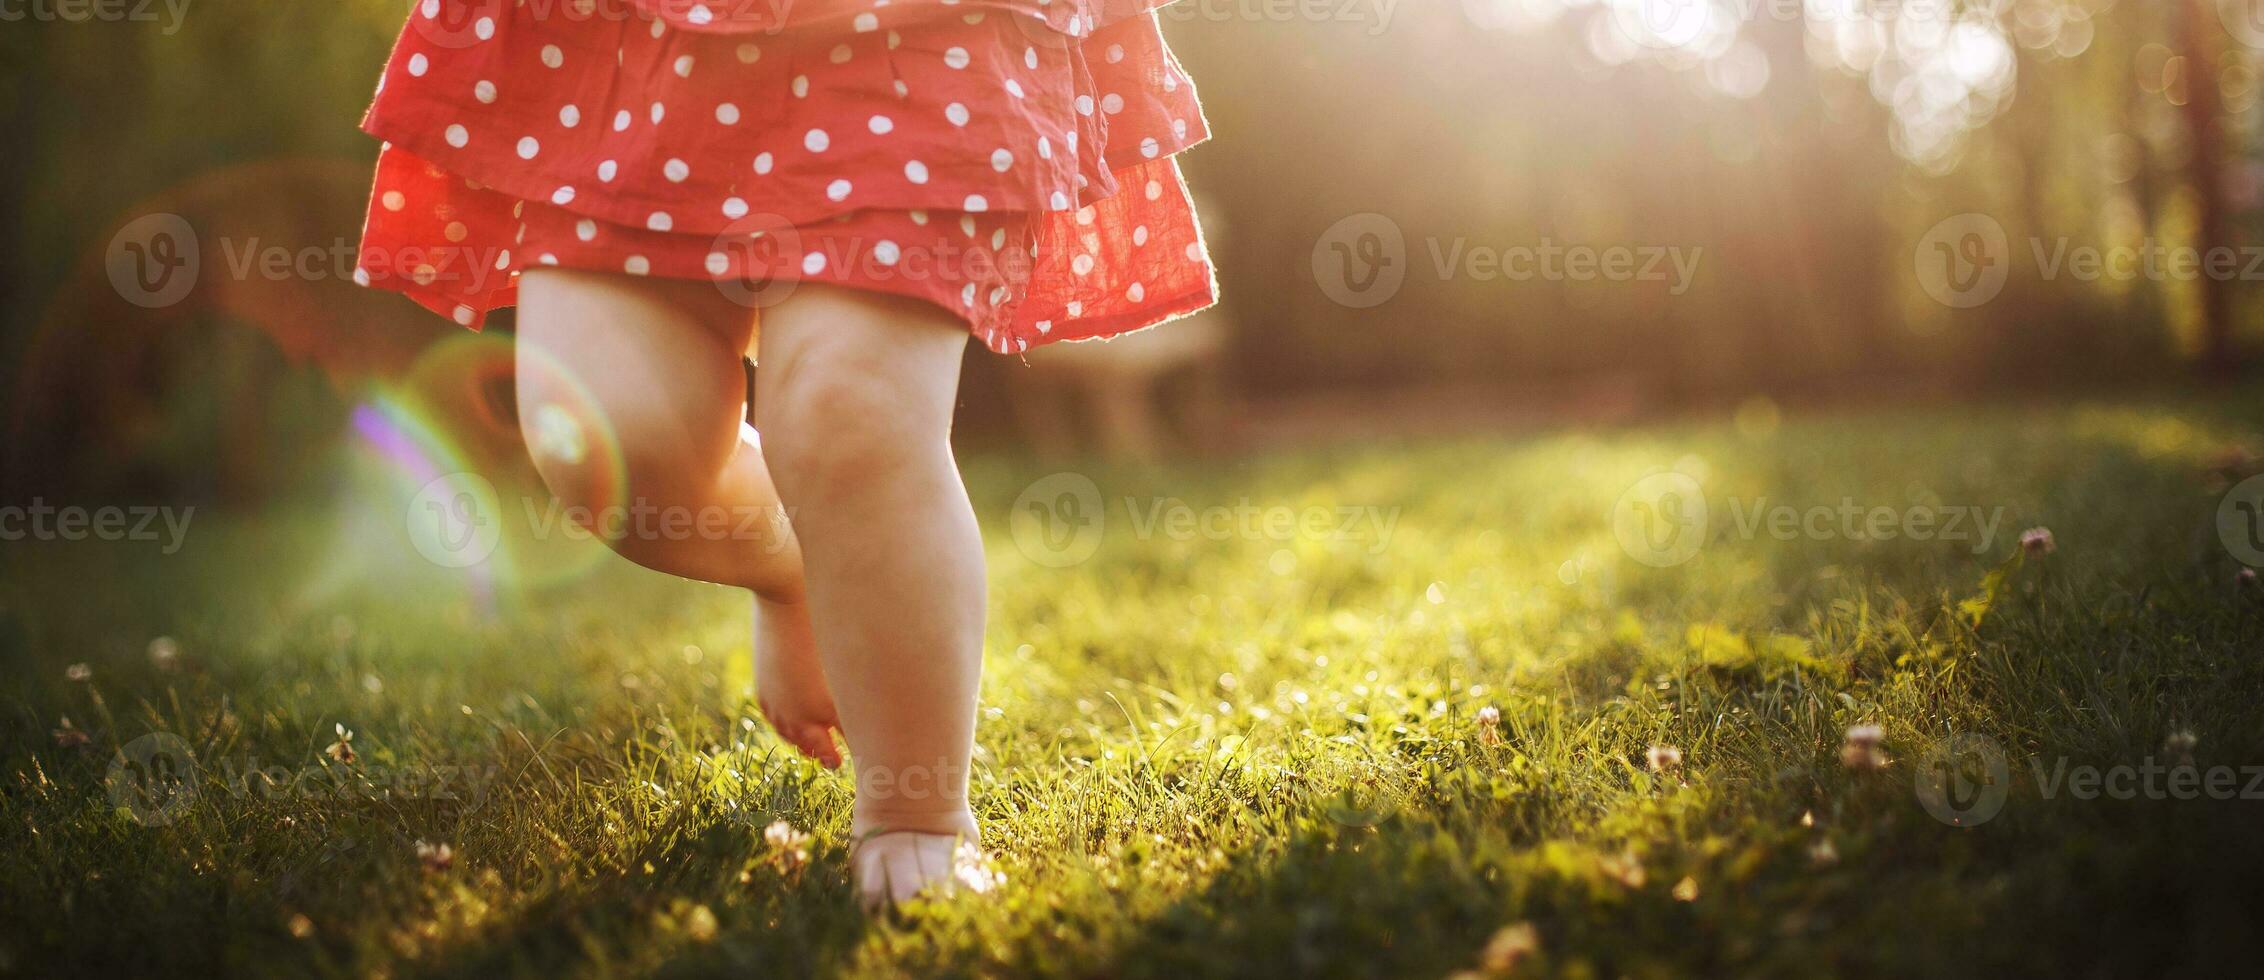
[357, 0, 1215, 352]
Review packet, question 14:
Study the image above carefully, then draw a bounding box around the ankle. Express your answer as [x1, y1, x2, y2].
[851, 804, 979, 841]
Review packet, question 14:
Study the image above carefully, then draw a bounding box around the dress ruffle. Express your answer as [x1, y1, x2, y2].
[359, 0, 1215, 352]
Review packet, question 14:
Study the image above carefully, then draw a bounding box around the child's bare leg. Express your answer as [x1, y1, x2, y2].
[753, 285, 986, 902]
[515, 268, 841, 766]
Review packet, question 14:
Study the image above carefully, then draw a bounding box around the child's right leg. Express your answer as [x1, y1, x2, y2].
[515, 268, 842, 767]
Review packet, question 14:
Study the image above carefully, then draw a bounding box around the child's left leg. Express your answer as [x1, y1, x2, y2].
[752, 284, 990, 906]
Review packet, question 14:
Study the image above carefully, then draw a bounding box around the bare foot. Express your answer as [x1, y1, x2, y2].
[754, 593, 843, 767]
[848, 820, 999, 910]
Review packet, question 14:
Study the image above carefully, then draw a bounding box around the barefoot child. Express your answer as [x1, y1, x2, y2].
[352, 0, 1213, 906]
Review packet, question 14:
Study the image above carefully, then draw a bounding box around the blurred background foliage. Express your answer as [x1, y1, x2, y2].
[3, 0, 2263, 497]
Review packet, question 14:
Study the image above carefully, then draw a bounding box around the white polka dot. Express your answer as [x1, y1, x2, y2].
[453, 305, 476, 326]
[791, 75, 809, 98]
[542, 45, 564, 68]
[874, 241, 901, 264]
[1038, 137, 1052, 159]
[540, 253, 558, 265]
[516, 137, 540, 159]
[705, 252, 731, 275]
[716, 103, 740, 125]
[991, 148, 1013, 172]
[960, 215, 979, 238]
[961, 283, 978, 307]
[559, 104, 581, 128]
[853, 11, 878, 31]
[943, 46, 970, 69]
[1128, 282, 1145, 301]
[649, 102, 666, 124]
[905, 160, 929, 184]
[673, 55, 695, 78]
[407, 53, 429, 77]
[625, 255, 651, 276]
[1072, 254, 1095, 275]
[827, 179, 852, 201]
[648, 212, 673, 232]
[381, 191, 406, 212]
[1185, 243, 1203, 262]
[910, 210, 929, 225]
[1074, 95, 1093, 115]
[598, 159, 618, 181]
[575, 220, 597, 242]
[1163, 73, 1180, 93]
[802, 251, 828, 275]
[1134, 226, 1150, 246]
[754, 152, 775, 174]
[1035, 319, 1052, 334]
[613, 110, 632, 131]
[1140, 136, 1160, 158]
[830, 44, 853, 64]
[736, 43, 761, 63]
[723, 197, 749, 219]
[945, 103, 969, 126]
[1025, 47, 1039, 70]
[1049, 191, 1070, 210]
[445, 124, 469, 148]
[664, 158, 690, 182]
[687, 3, 714, 24]
[805, 129, 829, 152]
[991, 228, 1007, 250]
[869, 115, 893, 134]
[419, 0, 438, 17]
[1145, 180, 1163, 200]
[1004, 79, 1025, 98]
[474, 80, 497, 103]
[474, 16, 493, 39]
[1102, 93, 1125, 114]
[495, 250, 511, 270]
[552, 186, 576, 206]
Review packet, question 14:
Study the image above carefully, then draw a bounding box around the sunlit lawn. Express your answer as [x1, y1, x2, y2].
[7, 391, 2264, 977]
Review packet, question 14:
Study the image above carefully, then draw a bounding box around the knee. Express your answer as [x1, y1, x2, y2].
[517, 391, 723, 559]
[761, 349, 951, 500]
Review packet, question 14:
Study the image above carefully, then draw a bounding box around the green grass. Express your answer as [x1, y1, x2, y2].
[7, 392, 2264, 978]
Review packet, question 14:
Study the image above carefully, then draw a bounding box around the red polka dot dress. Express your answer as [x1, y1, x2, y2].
[356, 0, 1216, 353]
